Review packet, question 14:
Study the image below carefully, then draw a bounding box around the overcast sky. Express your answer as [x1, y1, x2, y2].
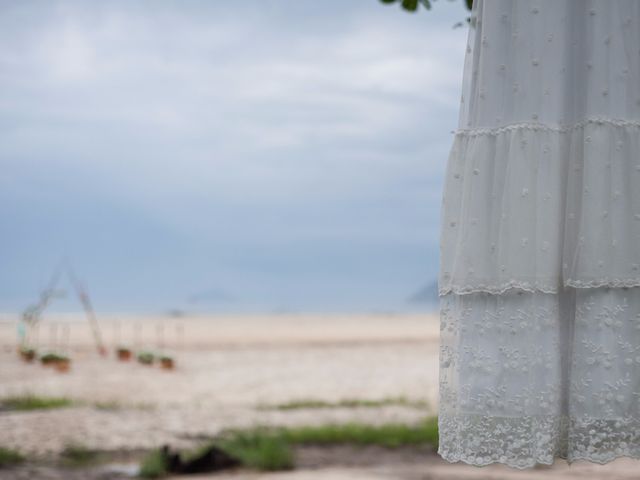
[0, 0, 468, 314]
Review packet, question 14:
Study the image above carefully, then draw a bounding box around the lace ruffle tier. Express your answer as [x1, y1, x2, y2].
[439, 118, 640, 297]
[438, 287, 640, 469]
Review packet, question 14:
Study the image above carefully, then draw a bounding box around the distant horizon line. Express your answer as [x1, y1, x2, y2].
[0, 307, 438, 321]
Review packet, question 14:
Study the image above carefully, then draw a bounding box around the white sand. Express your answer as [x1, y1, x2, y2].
[0, 313, 439, 455]
[1, 312, 639, 479]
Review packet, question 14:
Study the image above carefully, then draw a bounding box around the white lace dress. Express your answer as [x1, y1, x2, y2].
[438, 0, 640, 469]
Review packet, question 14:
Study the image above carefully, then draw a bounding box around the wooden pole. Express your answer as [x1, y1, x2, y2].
[67, 267, 106, 356]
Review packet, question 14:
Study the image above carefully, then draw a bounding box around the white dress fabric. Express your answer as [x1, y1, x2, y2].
[438, 0, 640, 469]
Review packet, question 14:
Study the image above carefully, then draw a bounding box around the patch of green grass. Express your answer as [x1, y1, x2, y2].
[215, 416, 438, 468]
[93, 400, 123, 411]
[60, 443, 102, 467]
[258, 399, 329, 410]
[138, 448, 168, 478]
[279, 416, 439, 449]
[1, 394, 73, 411]
[214, 427, 294, 471]
[0, 447, 24, 468]
[260, 396, 430, 411]
[92, 400, 156, 411]
[138, 416, 439, 475]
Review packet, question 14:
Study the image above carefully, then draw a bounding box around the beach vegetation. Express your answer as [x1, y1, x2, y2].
[0, 447, 24, 468]
[39, 352, 68, 365]
[137, 351, 155, 365]
[138, 416, 439, 475]
[138, 448, 168, 478]
[39, 352, 71, 372]
[261, 396, 430, 411]
[93, 400, 124, 411]
[60, 443, 102, 467]
[0, 394, 73, 411]
[279, 416, 439, 448]
[213, 427, 294, 471]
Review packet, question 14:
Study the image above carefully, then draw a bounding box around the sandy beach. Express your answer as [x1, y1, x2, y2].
[0, 313, 639, 479]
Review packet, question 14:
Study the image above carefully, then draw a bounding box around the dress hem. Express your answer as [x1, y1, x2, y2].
[437, 449, 640, 470]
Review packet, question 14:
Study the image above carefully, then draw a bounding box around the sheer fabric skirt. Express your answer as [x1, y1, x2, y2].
[438, 287, 640, 468]
[437, 0, 640, 469]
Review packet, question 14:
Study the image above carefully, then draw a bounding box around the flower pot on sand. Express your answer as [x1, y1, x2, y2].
[54, 358, 71, 373]
[116, 347, 132, 361]
[19, 347, 36, 362]
[160, 356, 175, 370]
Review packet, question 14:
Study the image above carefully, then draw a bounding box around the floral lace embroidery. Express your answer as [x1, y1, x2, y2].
[438, 414, 640, 469]
[439, 288, 640, 468]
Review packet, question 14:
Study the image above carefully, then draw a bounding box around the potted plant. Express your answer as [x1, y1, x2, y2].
[39, 352, 71, 372]
[116, 346, 132, 361]
[40, 352, 60, 366]
[19, 346, 36, 362]
[54, 355, 71, 373]
[137, 351, 154, 365]
[159, 355, 175, 370]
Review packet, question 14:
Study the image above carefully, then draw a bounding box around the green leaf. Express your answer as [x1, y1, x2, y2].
[401, 0, 419, 11]
[379, 0, 471, 14]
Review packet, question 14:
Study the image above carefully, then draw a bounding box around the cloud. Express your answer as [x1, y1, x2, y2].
[0, 0, 467, 312]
